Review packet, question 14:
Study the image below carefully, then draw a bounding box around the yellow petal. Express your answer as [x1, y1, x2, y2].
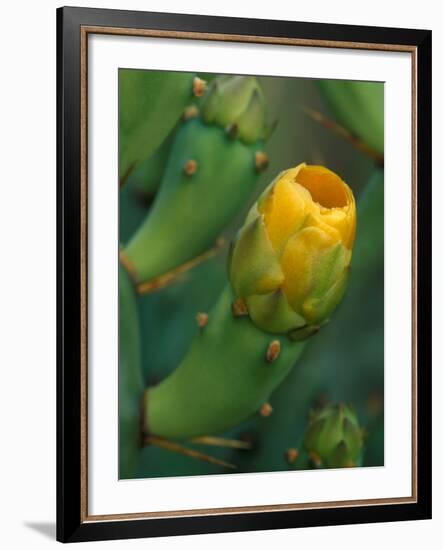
[260, 166, 313, 253]
[295, 165, 356, 250]
[304, 210, 342, 243]
[321, 206, 356, 249]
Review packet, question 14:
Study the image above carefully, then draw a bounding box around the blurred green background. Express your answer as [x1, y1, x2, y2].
[119, 72, 384, 478]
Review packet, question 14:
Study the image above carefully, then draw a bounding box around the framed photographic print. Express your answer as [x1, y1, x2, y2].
[57, 6, 432, 543]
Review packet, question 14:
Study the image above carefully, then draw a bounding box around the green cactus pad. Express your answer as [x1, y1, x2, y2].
[119, 69, 195, 180]
[145, 286, 305, 439]
[119, 265, 144, 478]
[119, 129, 177, 245]
[124, 117, 265, 283]
[124, 127, 176, 200]
[318, 80, 384, 156]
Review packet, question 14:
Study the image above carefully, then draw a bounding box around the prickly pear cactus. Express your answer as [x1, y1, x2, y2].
[119, 70, 196, 181]
[318, 80, 384, 156]
[119, 265, 144, 478]
[123, 75, 270, 285]
[118, 71, 385, 479]
[124, 128, 176, 203]
[231, 169, 384, 475]
[119, 129, 176, 245]
[142, 163, 356, 440]
[144, 286, 305, 439]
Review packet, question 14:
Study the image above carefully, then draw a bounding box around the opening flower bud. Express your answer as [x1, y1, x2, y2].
[200, 75, 268, 144]
[229, 163, 356, 338]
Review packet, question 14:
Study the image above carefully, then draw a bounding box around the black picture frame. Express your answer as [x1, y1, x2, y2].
[57, 6, 432, 543]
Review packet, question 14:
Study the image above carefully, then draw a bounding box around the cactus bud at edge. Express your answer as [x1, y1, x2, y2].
[201, 75, 268, 144]
[303, 403, 364, 468]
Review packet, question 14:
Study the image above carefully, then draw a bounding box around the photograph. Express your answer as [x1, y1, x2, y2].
[118, 69, 385, 480]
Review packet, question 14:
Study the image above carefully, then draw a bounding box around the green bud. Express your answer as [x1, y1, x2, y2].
[201, 75, 267, 143]
[303, 403, 364, 468]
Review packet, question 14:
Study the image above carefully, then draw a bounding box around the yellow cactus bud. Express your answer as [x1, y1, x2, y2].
[229, 163, 356, 338]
